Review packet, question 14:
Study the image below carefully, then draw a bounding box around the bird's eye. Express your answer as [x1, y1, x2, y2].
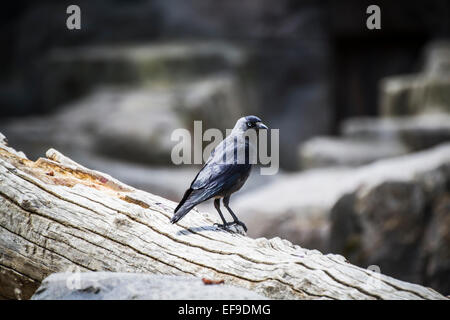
[246, 122, 253, 128]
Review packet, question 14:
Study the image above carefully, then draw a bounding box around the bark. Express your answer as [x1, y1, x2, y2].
[0, 137, 446, 300]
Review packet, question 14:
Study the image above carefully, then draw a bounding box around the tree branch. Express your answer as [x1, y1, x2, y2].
[0, 136, 446, 300]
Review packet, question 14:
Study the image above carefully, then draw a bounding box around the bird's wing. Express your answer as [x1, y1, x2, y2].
[191, 163, 250, 190]
[191, 134, 249, 191]
[189, 163, 251, 206]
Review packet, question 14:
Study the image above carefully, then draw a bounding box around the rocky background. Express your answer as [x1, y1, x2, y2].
[1, 0, 450, 295]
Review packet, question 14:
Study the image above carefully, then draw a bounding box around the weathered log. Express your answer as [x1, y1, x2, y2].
[0, 137, 446, 300]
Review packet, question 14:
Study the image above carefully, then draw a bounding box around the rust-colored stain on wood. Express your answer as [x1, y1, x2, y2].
[120, 195, 150, 209]
[0, 148, 126, 194]
[202, 278, 225, 285]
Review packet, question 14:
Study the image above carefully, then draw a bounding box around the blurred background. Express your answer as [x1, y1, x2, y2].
[1, 0, 450, 294]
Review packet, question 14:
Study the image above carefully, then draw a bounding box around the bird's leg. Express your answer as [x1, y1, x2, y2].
[223, 196, 247, 232]
[213, 198, 230, 229]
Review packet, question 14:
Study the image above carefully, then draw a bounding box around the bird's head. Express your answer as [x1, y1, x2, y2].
[233, 115, 268, 133]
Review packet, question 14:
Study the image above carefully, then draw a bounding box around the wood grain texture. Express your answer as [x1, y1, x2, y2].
[0, 140, 446, 300]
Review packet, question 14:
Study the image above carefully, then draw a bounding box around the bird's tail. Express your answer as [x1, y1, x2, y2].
[170, 203, 195, 224]
[171, 188, 213, 224]
[171, 188, 197, 224]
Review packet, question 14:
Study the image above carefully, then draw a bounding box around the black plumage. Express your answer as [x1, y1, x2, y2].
[170, 115, 268, 232]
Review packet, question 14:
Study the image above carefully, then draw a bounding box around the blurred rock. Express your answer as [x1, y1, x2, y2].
[32, 272, 267, 300]
[422, 194, 450, 294]
[2, 38, 260, 169]
[1, 69, 249, 166]
[174, 73, 244, 130]
[267, 82, 332, 170]
[329, 144, 450, 294]
[423, 41, 450, 76]
[343, 113, 450, 151]
[1, 87, 183, 165]
[236, 143, 450, 256]
[233, 167, 353, 252]
[380, 75, 450, 116]
[4, 1, 335, 171]
[380, 41, 450, 116]
[298, 136, 408, 169]
[39, 41, 332, 171]
[0, 81, 278, 202]
[42, 42, 247, 110]
[5, 2, 449, 173]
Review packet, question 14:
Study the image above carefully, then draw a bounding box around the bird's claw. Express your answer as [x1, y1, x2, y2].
[234, 221, 248, 232]
[214, 222, 233, 229]
[214, 221, 247, 233]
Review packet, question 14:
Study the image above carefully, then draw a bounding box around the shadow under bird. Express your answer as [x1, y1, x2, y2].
[171, 115, 268, 232]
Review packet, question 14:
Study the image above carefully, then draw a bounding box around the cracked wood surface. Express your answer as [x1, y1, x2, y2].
[0, 141, 446, 300]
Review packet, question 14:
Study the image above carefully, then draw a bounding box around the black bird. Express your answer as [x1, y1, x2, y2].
[170, 115, 268, 232]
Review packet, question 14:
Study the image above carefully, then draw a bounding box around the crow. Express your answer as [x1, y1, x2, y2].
[170, 115, 268, 232]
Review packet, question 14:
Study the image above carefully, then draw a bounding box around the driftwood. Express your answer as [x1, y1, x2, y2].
[0, 136, 446, 300]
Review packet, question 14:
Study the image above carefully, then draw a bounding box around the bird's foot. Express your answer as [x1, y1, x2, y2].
[232, 220, 248, 232]
[214, 221, 247, 233]
[214, 222, 234, 229]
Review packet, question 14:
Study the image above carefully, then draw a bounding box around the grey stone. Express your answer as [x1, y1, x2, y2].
[298, 136, 408, 169]
[174, 73, 245, 130]
[31, 272, 268, 300]
[379, 41, 450, 116]
[423, 41, 450, 77]
[269, 82, 332, 170]
[342, 113, 450, 151]
[328, 151, 450, 294]
[232, 167, 353, 252]
[1, 72, 246, 167]
[234, 143, 450, 256]
[1, 87, 182, 165]
[380, 75, 450, 116]
[42, 42, 246, 110]
[421, 194, 450, 294]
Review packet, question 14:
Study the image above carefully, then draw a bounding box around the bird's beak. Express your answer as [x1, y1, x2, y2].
[256, 122, 268, 130]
